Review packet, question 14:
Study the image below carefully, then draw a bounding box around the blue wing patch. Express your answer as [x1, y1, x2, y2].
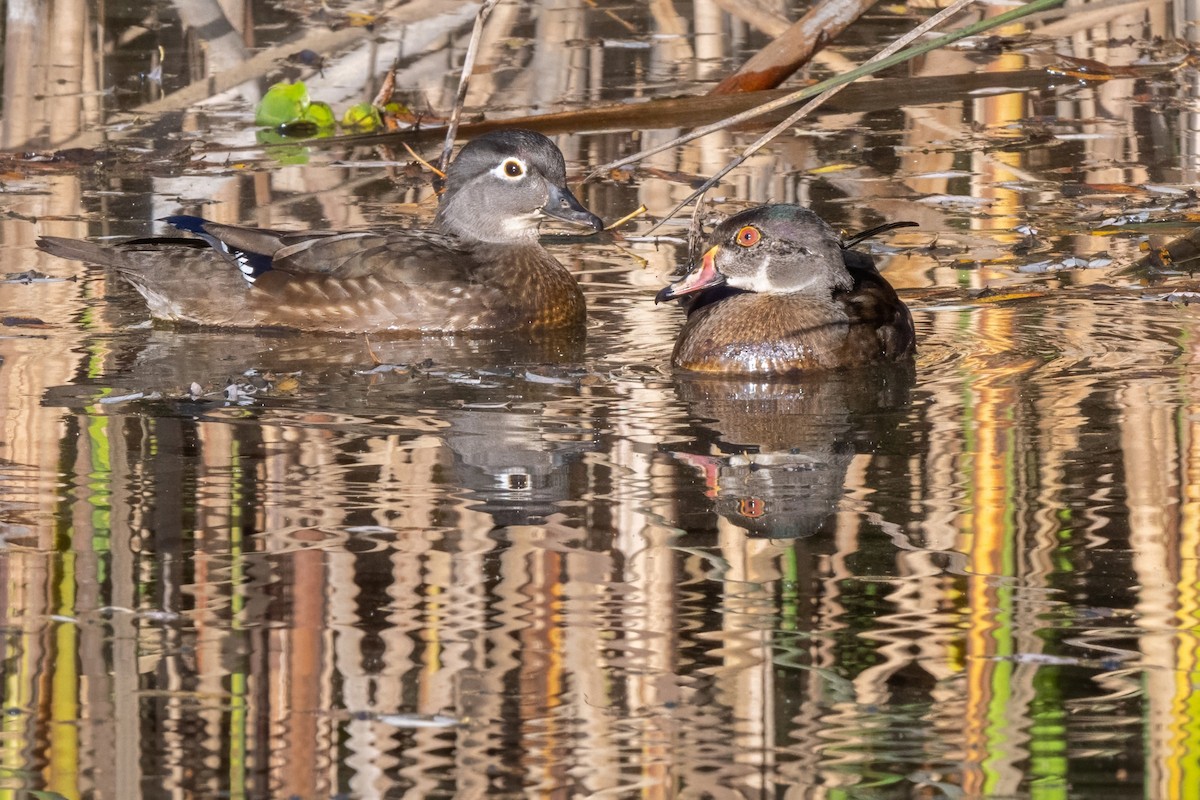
[164, 215, 274, 284]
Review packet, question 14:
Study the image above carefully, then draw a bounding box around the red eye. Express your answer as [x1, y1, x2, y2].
[736, 226, 760, 247]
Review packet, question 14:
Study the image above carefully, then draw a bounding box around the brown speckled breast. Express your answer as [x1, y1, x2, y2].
[482, 244, 587, 332]
[673, 274, 914, 375]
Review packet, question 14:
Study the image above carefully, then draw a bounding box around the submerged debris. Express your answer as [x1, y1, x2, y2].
[2, 270, 72, 284]
[98, 391, 163, 405]
[354, 363, 412, 376]
[372, 712, 463, 729]
[1, 316, 50, 328]
[1145, 290, 1200, 304]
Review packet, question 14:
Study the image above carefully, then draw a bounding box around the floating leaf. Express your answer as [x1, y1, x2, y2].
[342, 102, 382, 131]
[301, 101, 336, 130]
[255, 81, 310, 127]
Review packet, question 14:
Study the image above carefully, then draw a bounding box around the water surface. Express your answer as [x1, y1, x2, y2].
[2, 1, 1200, 798]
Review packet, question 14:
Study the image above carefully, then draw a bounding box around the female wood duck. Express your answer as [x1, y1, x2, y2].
[37, 129, 603, 335]
[655, 204, 916, 375]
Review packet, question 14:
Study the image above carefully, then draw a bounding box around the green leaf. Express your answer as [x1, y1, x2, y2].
[302, 101, 336, 130]
[254, 81, 310, 126]
[341, 102, 382, 131]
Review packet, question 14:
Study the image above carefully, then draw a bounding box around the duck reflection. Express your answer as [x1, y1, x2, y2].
[442, 407, 592, 524]
[43, 326, 592, 530]
[103, 326, 584, 389]
[669, 365, 914, 538]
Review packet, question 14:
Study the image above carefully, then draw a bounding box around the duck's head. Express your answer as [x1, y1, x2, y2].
[435, 129, 603, 243]
[656, 204, 853, 303]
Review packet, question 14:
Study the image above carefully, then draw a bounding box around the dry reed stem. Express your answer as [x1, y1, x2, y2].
[639, 0, 978, 236]
[585, 0, 1072, 191]
[402, 142, 445, 179]
[438, 0, 501, 174]
[605, 205, 648, 231]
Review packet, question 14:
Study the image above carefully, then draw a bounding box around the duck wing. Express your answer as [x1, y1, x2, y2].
[169, 215, 479, 285]
[244, 236, 579, 334]
[271, 229, 478, 284]
[839, 267, 916, 360]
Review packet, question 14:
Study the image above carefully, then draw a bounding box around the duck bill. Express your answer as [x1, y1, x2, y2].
[542, 183, 604, 231]
[655, 245, 725, 303]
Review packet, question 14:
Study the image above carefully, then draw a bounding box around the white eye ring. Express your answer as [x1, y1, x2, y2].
[493, 157, 527, 180]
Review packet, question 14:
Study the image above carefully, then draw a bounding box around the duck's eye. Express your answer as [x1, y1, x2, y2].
[735, 226, 761, 247]
[503, 158, 524, 178]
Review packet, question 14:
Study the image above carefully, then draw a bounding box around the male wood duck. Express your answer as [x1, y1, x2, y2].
[655, 204, 916, 375]
[37, 129, 603, 335]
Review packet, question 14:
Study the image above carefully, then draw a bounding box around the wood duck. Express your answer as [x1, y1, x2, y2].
[655, 204, 916, 375]
[37, 129, 603, 336]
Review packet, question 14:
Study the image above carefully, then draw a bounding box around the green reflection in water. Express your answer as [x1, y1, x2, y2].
[51, 541, 78, 799]
[87, 415, 111, 583]
[780, 547, 799, 633]
[1029, 680, 1068, 799]
[982, 417, 1018, 799]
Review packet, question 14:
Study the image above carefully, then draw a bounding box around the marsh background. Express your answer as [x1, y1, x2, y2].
[2, 0, 1200, 797]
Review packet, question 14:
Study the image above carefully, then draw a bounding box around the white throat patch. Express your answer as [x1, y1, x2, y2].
[728, 254, 775, 293]
[726, 253, 825, 294]
[502, 211, 541, 236]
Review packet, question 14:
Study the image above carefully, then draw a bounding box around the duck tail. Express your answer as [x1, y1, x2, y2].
[36, 236, 128, 268]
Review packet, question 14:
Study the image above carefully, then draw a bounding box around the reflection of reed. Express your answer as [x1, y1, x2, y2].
[2, 0, 90, 149]
[8, 0, 1200, 798]
[1122, 372, 1200, 796]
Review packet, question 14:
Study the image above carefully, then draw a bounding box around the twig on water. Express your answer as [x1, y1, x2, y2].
[604, 204, 648, 231]
[403, 142, 446, 179]
[438, 0, 501, 174]
[581, 0, 637, 33]
[620, 235, 689, 245]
